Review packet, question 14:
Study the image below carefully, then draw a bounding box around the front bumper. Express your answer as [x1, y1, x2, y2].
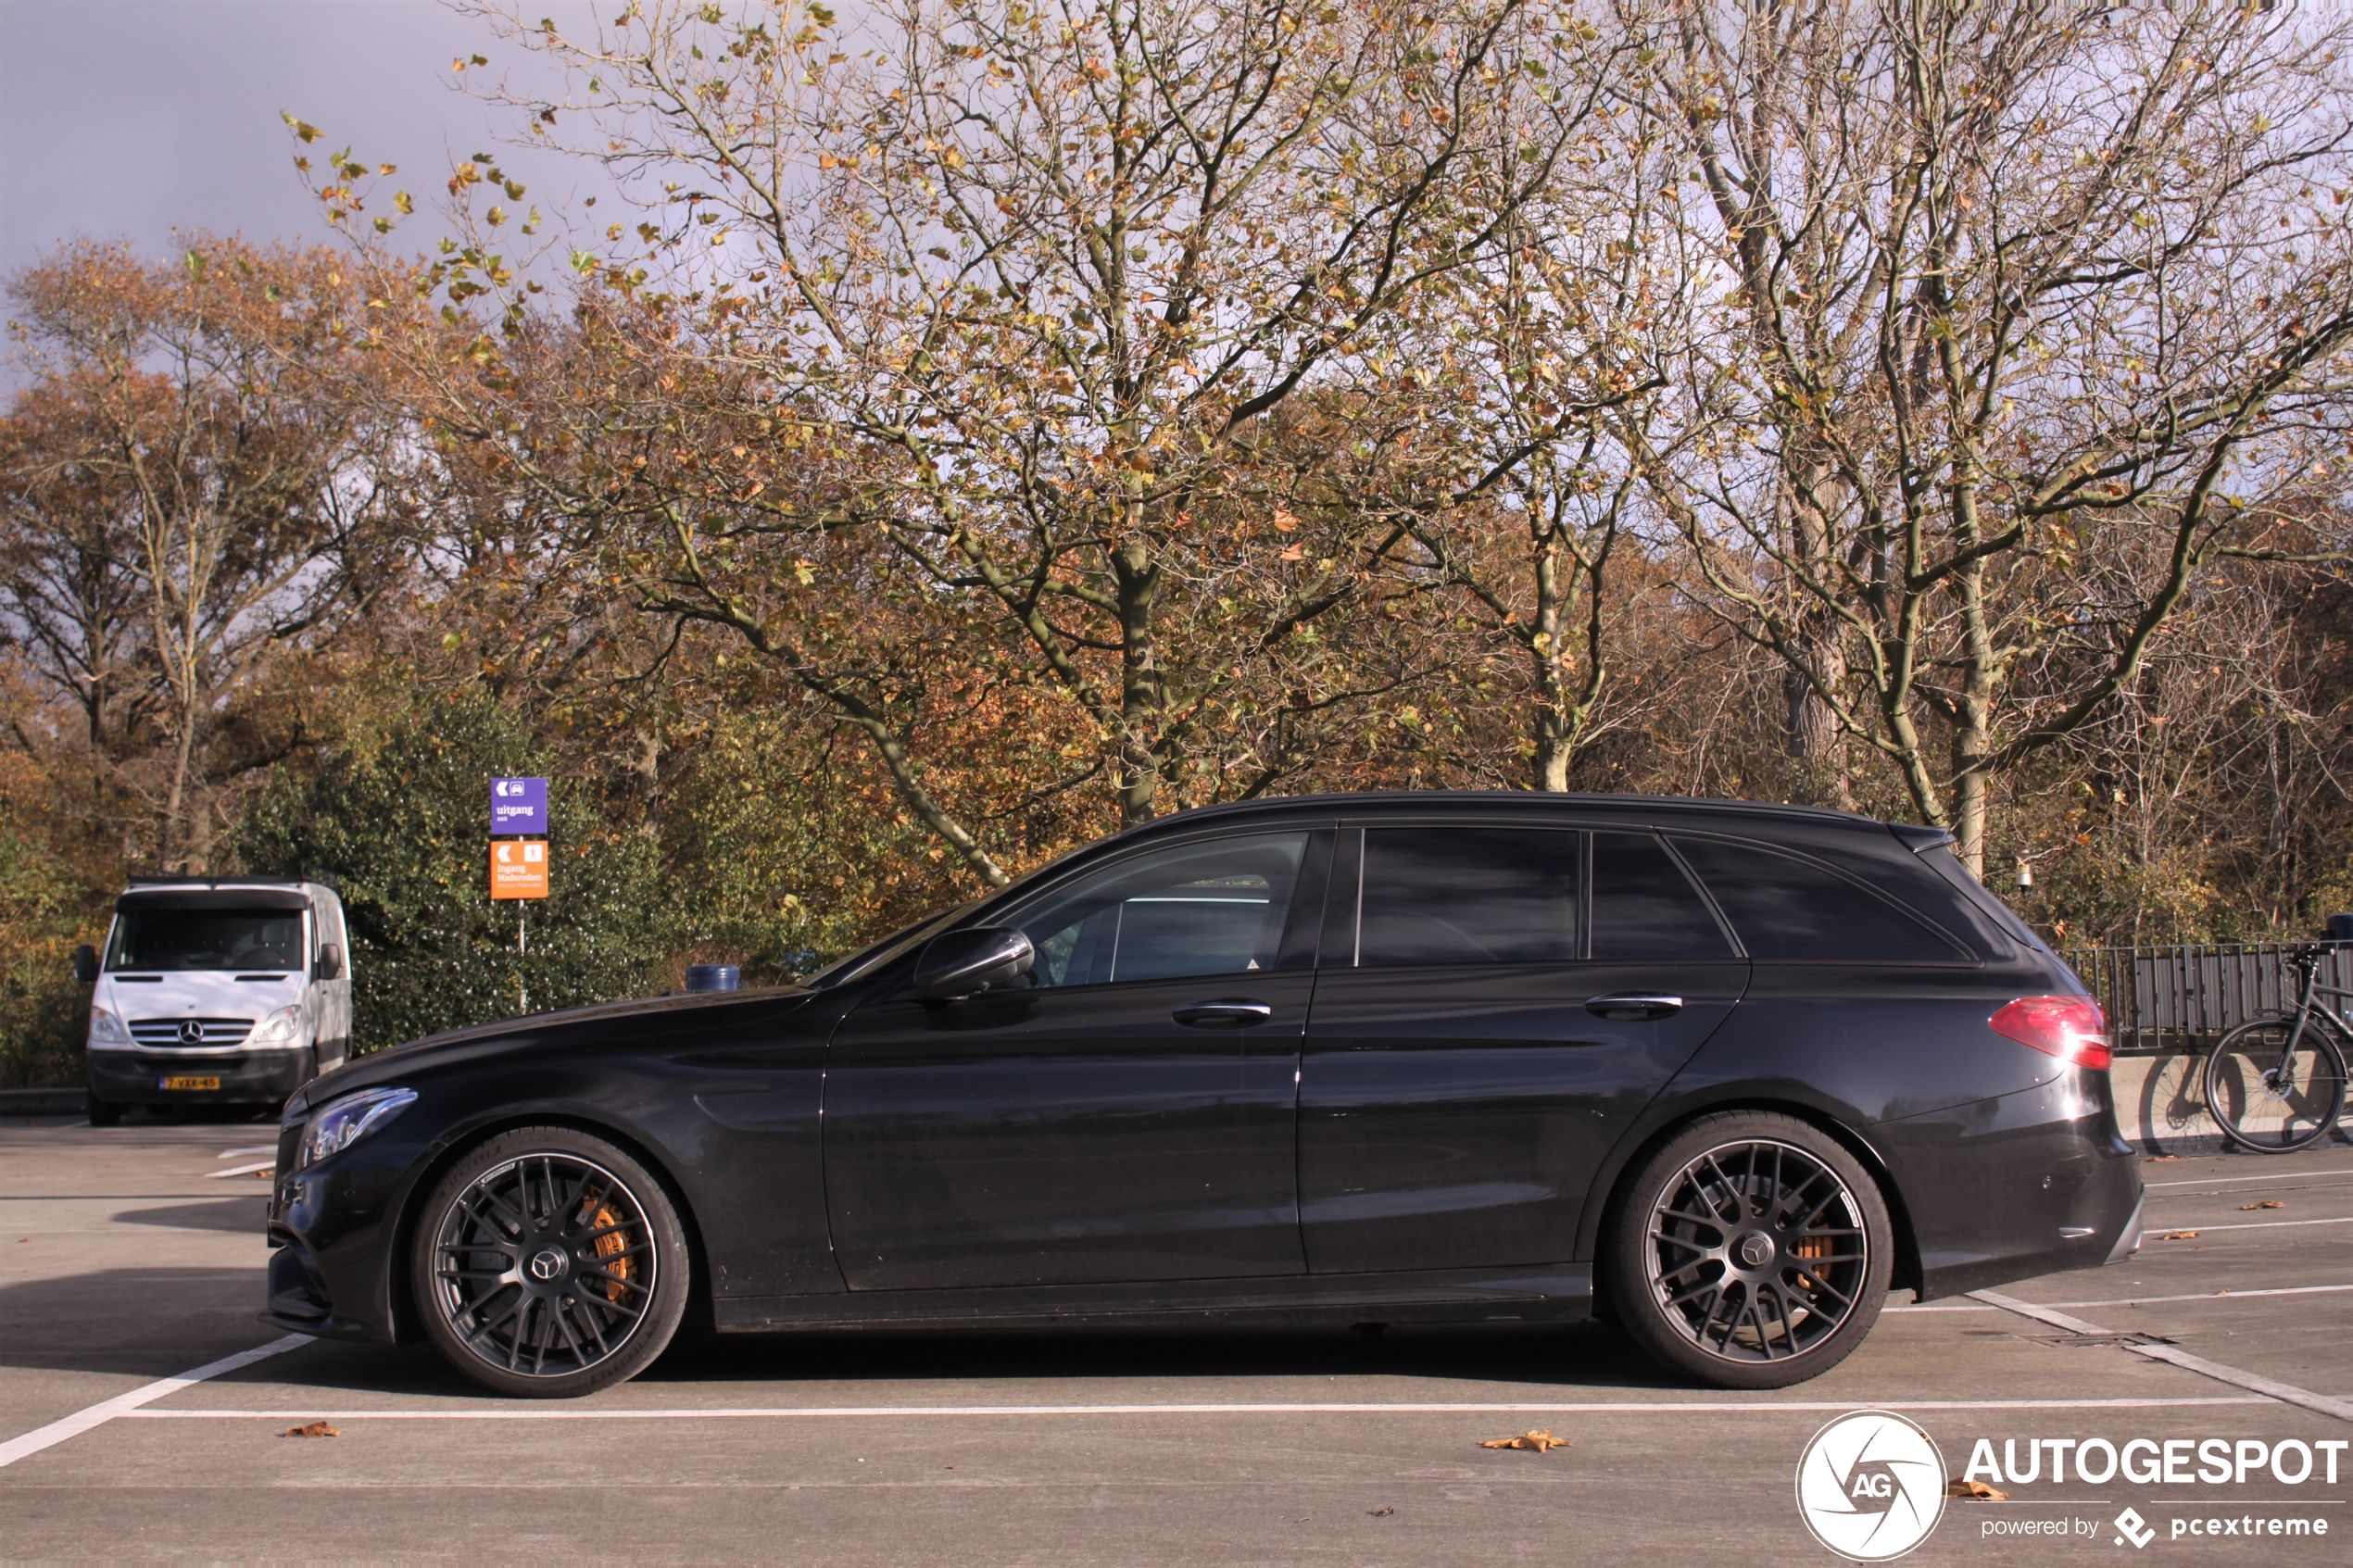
[88, 1046, 314, 1106]
[261, 1120, 432, 1344]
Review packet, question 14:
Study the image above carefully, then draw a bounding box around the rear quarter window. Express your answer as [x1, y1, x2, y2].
[1669, 836, 1969, 963]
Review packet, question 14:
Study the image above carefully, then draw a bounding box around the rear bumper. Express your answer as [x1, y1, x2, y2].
[88, 1047, 314, 1106]
[1878, 1068, 2146, 1301]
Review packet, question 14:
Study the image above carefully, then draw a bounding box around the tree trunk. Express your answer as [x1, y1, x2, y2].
[1113, 535, 1164, 825]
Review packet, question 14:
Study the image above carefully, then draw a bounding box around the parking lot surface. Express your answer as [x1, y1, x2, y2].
[2, 1115, 2347, 1564]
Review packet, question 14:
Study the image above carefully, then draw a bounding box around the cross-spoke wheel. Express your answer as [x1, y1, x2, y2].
[1607, 1112, 1893, 1390]
[413, 1127, 689, 1398]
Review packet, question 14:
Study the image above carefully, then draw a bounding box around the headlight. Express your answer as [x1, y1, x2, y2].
[88, 1006, 132, 1047]
[296, 1085, 418, 1169]
[248, 1004, 308, 1047]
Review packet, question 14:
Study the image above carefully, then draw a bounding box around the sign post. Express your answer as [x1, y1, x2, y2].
[488, 778, 550, 1012]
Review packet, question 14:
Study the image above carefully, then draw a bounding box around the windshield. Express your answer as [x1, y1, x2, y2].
[106, 909, 305, 972]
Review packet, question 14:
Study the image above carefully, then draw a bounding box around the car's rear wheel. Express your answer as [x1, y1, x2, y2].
[1605, 1111, 1893, 1390]
[412, 1126, 689, 1399]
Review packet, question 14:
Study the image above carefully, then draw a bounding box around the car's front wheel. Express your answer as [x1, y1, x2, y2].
[1605, 1111, 1893, 1390]
[412, 1126, 690, 1398]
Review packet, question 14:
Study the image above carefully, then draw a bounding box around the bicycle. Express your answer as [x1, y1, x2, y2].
[2202, 942, 2352, 1154]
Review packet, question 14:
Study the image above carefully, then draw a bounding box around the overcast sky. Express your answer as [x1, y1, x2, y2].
[0, 0, 606, 281]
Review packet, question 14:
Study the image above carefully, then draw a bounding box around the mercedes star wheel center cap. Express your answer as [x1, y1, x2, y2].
[1736, 1232, 1774, 1270]
[529, 1248, 569, 1283]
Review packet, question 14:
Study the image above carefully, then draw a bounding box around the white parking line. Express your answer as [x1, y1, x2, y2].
[123, 1395, 2284, 1422]
[0, 1336, 311, 1471]
[216, 1147, 275, 1160]
[1893, 1282, 2353, 1313]
[2158, 1214, 2353, 1234]
[2145, 1170, 2353, 1189]
[202, 1161, 276, 1180]
[1971, 1289, 2353, 1424]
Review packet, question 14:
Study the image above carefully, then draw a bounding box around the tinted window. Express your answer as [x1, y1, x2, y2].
[1591, 833, 1734, 959]
[1669, 836, 1962, 962]
[106, 909, 304, 972]
[1014, 833, 1308, 988]
[1359, 828, 1579, 967]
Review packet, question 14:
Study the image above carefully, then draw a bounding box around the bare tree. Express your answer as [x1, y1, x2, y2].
[1629, 0, 2353, 872]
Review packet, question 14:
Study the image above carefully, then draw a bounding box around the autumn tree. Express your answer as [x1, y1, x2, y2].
[2, 239, 422, 868]
[315, 0, 1635, 884]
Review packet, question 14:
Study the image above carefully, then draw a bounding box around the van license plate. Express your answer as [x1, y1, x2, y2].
[159, 1075, 220, 1091]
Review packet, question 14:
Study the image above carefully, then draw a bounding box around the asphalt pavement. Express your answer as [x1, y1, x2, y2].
[2, 1114, 2348, 1564]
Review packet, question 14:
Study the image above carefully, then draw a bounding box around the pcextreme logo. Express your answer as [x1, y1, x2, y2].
[1795, 1410, 1948, 1562]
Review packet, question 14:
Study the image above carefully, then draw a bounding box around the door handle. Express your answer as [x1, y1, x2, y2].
[1585, 993, 1683, 1022]
[1172, 999, 1274, 1029]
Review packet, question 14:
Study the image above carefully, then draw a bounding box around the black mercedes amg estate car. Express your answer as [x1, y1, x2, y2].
[264, 792, 2143, 1396]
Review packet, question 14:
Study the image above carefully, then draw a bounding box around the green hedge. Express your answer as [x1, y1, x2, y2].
[237, 693, 667, 1056]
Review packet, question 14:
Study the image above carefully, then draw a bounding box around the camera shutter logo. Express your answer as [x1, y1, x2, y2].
[1794, 1410, 1946, 1562]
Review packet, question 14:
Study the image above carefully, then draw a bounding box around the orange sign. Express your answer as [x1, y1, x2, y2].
[490, 838, 549, 899]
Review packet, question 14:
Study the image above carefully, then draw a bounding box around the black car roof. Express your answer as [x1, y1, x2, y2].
[1114, 789, 1897, 842]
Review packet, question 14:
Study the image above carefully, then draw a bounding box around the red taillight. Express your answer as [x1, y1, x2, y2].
[1990, 996, 2111, 1072]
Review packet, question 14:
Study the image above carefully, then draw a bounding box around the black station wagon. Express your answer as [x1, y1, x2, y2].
[264, 792, 2144, 1396]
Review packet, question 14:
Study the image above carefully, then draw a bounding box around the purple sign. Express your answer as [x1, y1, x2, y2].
[490, 776, 547, 835]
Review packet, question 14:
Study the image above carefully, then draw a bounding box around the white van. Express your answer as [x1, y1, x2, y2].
[75, 878, 353, 1126]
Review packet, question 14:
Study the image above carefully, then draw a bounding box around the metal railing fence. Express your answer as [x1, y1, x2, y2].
[2057, 941, 2353, 1055]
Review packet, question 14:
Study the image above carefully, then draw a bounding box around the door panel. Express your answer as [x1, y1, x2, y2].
[1299, 959, 1745, 1273]
[825, 976, 1309, 1289]
[824, 829, 1324, 1291]
[1298, 824, 1747, 1274]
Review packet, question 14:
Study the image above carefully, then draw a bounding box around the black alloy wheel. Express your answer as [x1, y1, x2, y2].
[1606, 1111, 1893, 1390]
[413, 1126, 689, 1398]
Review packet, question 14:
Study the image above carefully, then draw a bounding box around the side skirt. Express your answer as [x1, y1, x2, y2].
[712, 1263, 1593, 1334]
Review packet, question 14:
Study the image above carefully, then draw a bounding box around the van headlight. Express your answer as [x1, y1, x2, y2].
[87, 1006, 132, 1047]
[247, 1005, 309, 1047]
[296, 1086, 418, 1169]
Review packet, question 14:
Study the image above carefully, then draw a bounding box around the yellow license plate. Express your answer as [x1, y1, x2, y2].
[159, 1075, 220, 1091]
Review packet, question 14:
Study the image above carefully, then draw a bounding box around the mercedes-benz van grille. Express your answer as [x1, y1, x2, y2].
[129, 1018, 255, 1047]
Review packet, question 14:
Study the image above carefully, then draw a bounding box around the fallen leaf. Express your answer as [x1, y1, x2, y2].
[2239, 1200, 2284, 1210]
[281, 1421, 340, 1438]
[2158, 1231, 2199, 1240]
[2141, 1155, 2178, 1162]
[1478, 1429, 1567, 1452]
[1367, 1506, 1395, 1517]
[1946, 1478, 2008, 1500]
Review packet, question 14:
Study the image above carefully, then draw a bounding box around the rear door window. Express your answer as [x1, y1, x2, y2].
[1668, 836, 1966, 962]
[1358, 828, 1579, 967]
[1590, 833, 1735, 959]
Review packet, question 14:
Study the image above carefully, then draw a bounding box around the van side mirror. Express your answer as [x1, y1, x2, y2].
[316, 943, 345, 981]
[71, 945, 99, 985]
[911, 926, 1034, 1000]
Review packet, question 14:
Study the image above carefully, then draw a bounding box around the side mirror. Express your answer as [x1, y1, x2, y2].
[911, 926, 1034, 1000]
[71, 944, 99, 985]
[315, 943, 345, 981]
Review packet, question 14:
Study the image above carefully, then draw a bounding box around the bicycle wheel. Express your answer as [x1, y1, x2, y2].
[2203, 1015, 2348, 1154]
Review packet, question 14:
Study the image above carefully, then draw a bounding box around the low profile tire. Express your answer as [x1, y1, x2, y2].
[1604, 1111, 1894, 1390]
[411, 1126, 690, 1399]
[85, 1093, 121, 1128]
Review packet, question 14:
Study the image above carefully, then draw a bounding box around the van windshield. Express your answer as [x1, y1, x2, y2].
[106, 909, 304, 972]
